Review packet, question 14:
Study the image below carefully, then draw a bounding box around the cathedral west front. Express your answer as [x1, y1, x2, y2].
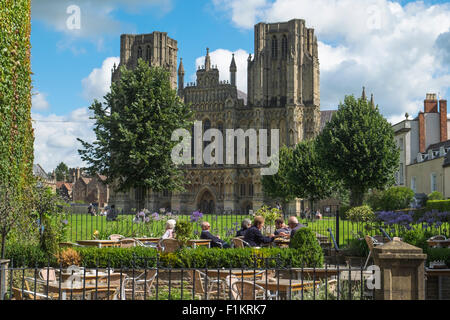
[110, 19, 322, 215]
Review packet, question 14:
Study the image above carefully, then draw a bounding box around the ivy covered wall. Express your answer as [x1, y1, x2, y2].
[0, 0, 34, 189]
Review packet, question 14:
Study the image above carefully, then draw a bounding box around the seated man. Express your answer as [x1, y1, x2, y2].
[200, 221, 230, 248]
[274, 218, 290, 236]
[236, 218, 252, 237]
[243, 216, 275, 247]
[279, 216, 307, 239]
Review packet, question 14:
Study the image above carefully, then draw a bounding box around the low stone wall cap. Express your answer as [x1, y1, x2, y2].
[373, 240, 424, 254]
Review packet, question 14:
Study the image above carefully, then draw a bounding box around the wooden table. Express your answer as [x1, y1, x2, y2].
[188, 239, 211, 248]
[255, 279, 320, 299]
[205, 269, 264, 280]
[59, 272, 123, 284]
[427, 239, 450, 248]
[136, 237, 160, 244]
[76, 240, 119, 248]
[273, 238, 290, 247]
[43, 282, 121, 300]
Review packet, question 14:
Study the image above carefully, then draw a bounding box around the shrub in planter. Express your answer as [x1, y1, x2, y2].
[379, 186, 415, 211]
[57, 248, 81, 267]
[289, 228, 323, 267]
[175, 220, 193, 247]
[346, 205, 375, 223]
[427, 191, 444, 201]
[4, 244, 55, 267]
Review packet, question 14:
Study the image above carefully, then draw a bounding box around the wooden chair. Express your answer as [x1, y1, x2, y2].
[232, 237, 251, 248]
[230, 279, 269, 300]
[159, 238, 180, 253]
[39, 267, 57, 282]
[188, 270, 226, 300]
[119, 238, 137, 248]
[124, 270, 158, 299]
[364, 235, 382, 269]
[109, 234, 124, 241]
[11, 287, 55, 300]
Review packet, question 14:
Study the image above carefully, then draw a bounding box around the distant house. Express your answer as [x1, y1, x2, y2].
[72, 170, 109, 207]
[56, 181, 73, 201]
[33, 164, 56, 192]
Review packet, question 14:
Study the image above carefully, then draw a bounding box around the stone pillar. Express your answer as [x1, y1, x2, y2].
[372, 240, 427, 300]
[0, 260, 10, 300]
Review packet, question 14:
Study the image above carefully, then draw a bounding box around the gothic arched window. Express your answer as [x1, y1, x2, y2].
[137, 46, 143, 59]
[282, 35, 288, 59]
[272, 36, 278, 59]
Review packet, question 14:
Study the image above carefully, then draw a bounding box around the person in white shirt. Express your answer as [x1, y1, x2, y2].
[161, 219, 176, 239]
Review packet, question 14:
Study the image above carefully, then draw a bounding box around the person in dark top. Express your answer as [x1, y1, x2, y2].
[243, 216, 275, 247]
[279, 216, 306, 239]
[274, 218, 290, 236]
[236, 219, 251, 237]
[200, 221, 231, 248]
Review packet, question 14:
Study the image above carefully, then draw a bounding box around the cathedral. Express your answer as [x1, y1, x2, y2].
[110, 19, 322, 215]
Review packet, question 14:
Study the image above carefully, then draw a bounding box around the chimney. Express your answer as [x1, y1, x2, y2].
[424, 93, 438, 113]
[76, 167, 80, 181]
[440, 99, 447, 142]
[419, 112, 425, 153]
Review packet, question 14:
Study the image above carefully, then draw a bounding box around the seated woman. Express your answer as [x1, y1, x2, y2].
[161, 219, 176, 239]
[236, 218, 252, 237]
[243, 216, 275, 247]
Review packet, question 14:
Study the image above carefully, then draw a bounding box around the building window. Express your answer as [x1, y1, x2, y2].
[249, 184, 254, 196]
[137, 46, 143, 59]
[240, 184, 246, 196]
[399, 163, 404, 185]
[399, 138, 404, 151]
[146, 45, 151, 62]
[282, 35, 288, 59]
[271, 36, 278, 59]
[431, 173, 437, 192]
[411, 177, 416, 193]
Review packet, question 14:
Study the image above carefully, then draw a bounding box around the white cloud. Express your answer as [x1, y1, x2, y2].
[32, 108, 95, 171]
[82, 57, 120, 102]
[192, 49, 250, 93]
[32, 91, 50, 111]
[212, 0, 450, 120]
[32, 0, 173, 38]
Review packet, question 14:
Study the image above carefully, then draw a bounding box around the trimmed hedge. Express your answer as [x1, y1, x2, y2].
[5, 244, 324, 268]
[426, 200, 450, 212]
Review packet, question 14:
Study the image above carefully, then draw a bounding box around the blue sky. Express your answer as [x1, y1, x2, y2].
[30, 0, 450, 170]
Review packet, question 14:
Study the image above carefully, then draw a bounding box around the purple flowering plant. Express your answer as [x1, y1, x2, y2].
[190, 210, 203, 223]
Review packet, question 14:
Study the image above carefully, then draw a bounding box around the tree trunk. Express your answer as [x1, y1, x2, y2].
[1, 234, 5, 260]
[350, 188, 364, 207]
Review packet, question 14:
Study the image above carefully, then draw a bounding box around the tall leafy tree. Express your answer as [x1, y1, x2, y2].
[261, 146, 296, 203]
[288, 139, 336, 207]
[54, 162, 69, 181]
[316, 95, 399, 206]
[78, 59, 193, 192]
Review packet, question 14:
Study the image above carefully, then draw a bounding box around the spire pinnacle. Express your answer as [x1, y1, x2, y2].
[205, 48, 211, 71]
[178, 58, 185, 75]
[370, 93, 375, 108]
[361, 86, 367, 101]
[230, 53, 237, 72]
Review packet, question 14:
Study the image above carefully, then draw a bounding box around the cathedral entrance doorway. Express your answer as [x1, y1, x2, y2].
[197, 190, 215, 214]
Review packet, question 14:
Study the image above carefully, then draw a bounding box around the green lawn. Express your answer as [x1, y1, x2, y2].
[63, 213, 449, 248]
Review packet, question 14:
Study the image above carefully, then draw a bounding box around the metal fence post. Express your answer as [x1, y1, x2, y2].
[335, 209, 340, 249]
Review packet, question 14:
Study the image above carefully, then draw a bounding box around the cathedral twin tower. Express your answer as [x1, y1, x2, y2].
[111, 19, 321, 214]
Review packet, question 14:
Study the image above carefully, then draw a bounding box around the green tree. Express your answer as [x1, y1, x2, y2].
[316, 95, 399, 206]
[54, 162, 69, 181]
[261, 146, 296, 204]
[78, 59, 193, 193]
[288, 140, 336, 207]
